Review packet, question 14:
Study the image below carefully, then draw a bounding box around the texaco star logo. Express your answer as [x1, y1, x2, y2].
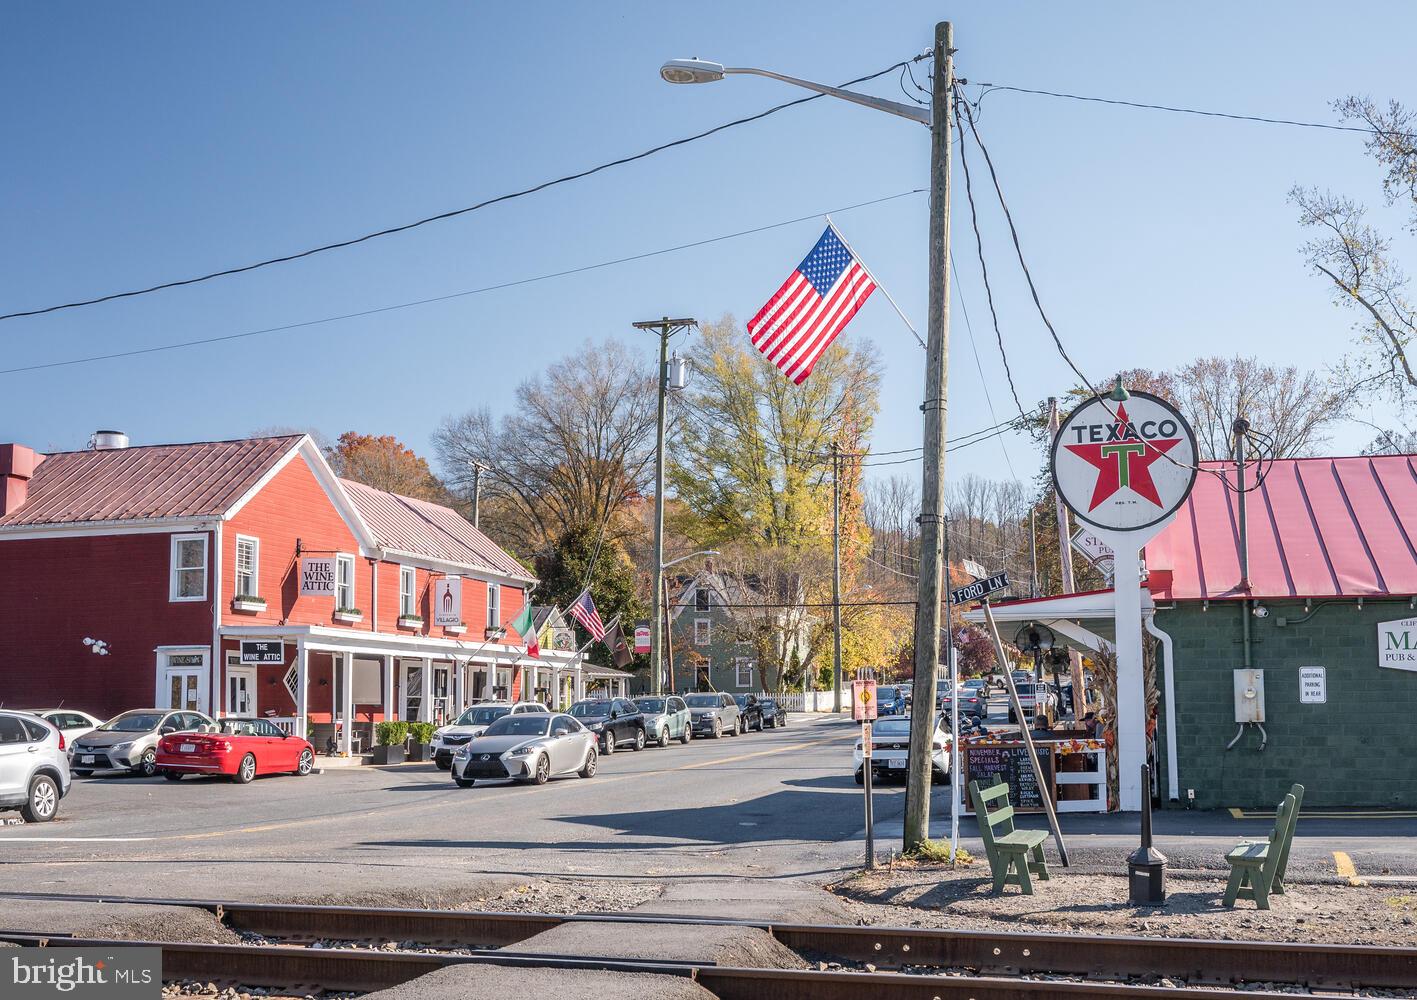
[1051, 390, 1197, 533]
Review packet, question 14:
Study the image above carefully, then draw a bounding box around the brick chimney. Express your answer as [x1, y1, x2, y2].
[0, 444, 39, 516]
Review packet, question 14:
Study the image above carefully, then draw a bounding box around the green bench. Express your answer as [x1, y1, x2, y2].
[1223, 783, 1304, 910]
[969, 777, 1051, 894]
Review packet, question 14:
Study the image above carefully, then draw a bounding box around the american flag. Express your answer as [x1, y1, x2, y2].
[748, 225, 877, 384]
[568, 589, 607, 641]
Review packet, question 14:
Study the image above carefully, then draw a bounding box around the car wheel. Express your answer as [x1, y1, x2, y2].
[658, 726, 671, 748]
[633, 728, 646, 752]
[754, 718, 763, 732]
[296, 749, 315, 776]
[234, 753, 257, 785]
[579, 744, 598, 778]
[531, 754, 550, 785]
[601, 732, 615, 755]
[765, 718, 775, 729]
[163, 771, 183, 782]
[733, 717, 743, 736]
[73, 770, 92, 778]
[854, 768, 865, 786]
[135, 748, 158, 777]
[711, 719, 722, 739]
[435, 757, 452, 771]
[679, 726, 691, 745]
[21, 775, 59, 823]
[453, 775, 476, 789]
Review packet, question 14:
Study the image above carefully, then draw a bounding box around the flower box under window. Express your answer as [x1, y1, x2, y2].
[398, 614, 424, 630]
[333, 608, 364, 624]
[444, 624, 467, 635]
[231, 595, 266, 613]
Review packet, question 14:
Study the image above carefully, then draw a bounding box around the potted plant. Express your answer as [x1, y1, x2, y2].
[231, 594, 267, 613]
[371, 721, 408, 765]
[397, 613, 424, 630]
[333, 606, 364, 624]
[406, 722, 436, 762]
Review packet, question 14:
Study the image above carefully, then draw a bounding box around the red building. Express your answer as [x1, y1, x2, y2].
[0, 433, 590, 753]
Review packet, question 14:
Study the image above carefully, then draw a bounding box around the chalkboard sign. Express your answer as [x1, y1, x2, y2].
[963, 743, 1055, 813]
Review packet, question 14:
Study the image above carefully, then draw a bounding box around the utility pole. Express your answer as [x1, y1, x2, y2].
[904, 20, 954, 853]
[633, 317, 697, 696]
[832, 441, 844, 713]
[1029, 509, 1038, 598]
[468, 462, 483, 529]
[1049, 397, 1087, 721]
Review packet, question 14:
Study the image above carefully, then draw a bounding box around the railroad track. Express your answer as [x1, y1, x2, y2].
[1, 892, 1415, 997]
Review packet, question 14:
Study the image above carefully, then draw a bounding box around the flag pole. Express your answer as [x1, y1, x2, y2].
[825, 215, 926, 349]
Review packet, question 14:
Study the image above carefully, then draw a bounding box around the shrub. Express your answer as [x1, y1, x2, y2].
[375, 721, 409, 747]
[407, 722, 436, 745]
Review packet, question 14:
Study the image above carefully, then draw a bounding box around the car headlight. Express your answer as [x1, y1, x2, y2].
[588, 722, 603, 731]
[506, 746, 534, 757]
[455, 746, 472, 758]
[111, 741, 133, 753]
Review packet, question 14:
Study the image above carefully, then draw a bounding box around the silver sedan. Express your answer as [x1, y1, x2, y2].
[451, 712, 597, 787]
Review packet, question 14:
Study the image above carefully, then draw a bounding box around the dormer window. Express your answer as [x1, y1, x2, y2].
[695, 588, 710, 612]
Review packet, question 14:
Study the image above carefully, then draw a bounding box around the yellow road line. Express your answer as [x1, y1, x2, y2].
[1332, 850, 1366, 886]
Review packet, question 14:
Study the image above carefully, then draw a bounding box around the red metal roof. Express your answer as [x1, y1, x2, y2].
[0, 436, 301, 527]
[340, 479, 533, 583]
[1146, 455, 1417, 601]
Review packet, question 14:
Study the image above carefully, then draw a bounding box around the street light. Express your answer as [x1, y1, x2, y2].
[662, 549, 719, 572]
[659, 24, 955, 856]
[656, 550, 718, 696]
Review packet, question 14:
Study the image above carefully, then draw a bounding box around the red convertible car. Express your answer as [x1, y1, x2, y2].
[156, 718, 315, 783]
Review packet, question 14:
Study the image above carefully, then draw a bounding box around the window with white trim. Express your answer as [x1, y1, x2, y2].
[234, 536, 259, 597]
[170, 533, 208, 601]
[399, 566, 417, 617]
[734, 658, 755, 688]
[336, 554, 356, 609]
[486, 583, 501, 628]
[694, 619, 711, 646]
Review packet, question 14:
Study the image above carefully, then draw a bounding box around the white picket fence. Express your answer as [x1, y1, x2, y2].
[754, 691, 837, 713]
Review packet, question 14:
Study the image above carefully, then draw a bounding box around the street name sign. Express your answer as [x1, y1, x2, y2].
[951, 572, 1010, 606]
[240, 640, 284, 665]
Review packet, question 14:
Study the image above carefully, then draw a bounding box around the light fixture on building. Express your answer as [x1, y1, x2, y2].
[83, 637, 110, 656]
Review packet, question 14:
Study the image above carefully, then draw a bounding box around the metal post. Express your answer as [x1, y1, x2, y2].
[832, 441, 844, 713]
[945, 519, 960, 858]
[1049, 397, 1088, 722]
[663, 575, 677, 694]
[1029, 509, 1038, 598]
[905, 20, 954, 852]
[469, 463, 482, 530]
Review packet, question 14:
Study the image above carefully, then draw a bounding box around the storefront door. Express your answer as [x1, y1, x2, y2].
[159, 649, 208, 712]
[431, 664, 451, 724]
[401, 661, 424, 721]
[225, 654, 257, 717]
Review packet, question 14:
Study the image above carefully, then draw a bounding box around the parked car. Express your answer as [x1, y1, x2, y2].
[939, 685, 987, 720]
[451, 712, 596, 787]
[70, 709, 213, 777]
[759, 697, 787, 729]
[853, 714, 950, 785]
[874, 685, 906, 716]
[685, 691, 742, 738]
[430, 702, 549, 770]
[734, 694, 765, 732]
[960, 677, 988, 698]
[0, 710, 70, 822]
[568, 698, 645, 753]
[23, 709, 102, 743]
[634, 695, 691, 747]
[1008, 682, 1058, 724]
[156, 718, 315, 783]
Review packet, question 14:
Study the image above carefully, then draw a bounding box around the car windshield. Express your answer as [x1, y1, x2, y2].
[873, 720, 912, 736]
[876, 687, 899, 701]
[685, 694, 720, 708]
[456, 706, 510, 726]
[102, 712, 164, 732]
[569, 701, 612, 718]
[760, 699, 777, 709]
[733, 695, 751, 706]
[483, 716, 550, 737]
[635, 699, 666, 714]
[219, 719, 274, 737]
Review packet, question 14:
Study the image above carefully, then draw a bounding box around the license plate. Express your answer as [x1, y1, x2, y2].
[81, 755, 95, 764]
[888, 758, 907, 768]
[179, 743, 196, 753]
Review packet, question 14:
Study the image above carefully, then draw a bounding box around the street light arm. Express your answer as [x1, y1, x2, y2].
[661, 549, 719, 571]
[723, 67, 930, 125]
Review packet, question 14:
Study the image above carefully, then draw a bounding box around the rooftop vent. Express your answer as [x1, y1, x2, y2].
[89, 430, 129, 450]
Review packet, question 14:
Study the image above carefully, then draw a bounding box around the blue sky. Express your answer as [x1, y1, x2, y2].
[3, 2, 1413, 486]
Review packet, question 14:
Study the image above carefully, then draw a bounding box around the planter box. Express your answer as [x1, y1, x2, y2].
[405, 742, 430, 763]
[231, 598, 267, 613]
[398, 616, 424, 630]
[333, 611, 364, 624]
[444, 625, 467, 635]
[370, 744, 405, 765]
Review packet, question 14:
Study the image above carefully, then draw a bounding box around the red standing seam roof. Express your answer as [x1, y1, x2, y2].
[0, 436, 302, 527]
[1146, 455, 1417, 601]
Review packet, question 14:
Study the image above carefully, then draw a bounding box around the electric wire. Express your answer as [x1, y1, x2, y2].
[952, 257, 1021, 484]
[0, 188, 925, 377]
[0, 58, 923, 323]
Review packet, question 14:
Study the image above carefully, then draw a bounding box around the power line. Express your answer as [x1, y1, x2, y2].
[1, 58, 921, 324]
[969, 82, 1417, 138]
[952, 259, 1022, 484]
[0, 188, 925, 377]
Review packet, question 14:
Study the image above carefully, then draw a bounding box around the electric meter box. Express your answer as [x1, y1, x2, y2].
[1233, 668, 1265, 723]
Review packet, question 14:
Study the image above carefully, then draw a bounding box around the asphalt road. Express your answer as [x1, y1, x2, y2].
[0, 712, 1411, 903]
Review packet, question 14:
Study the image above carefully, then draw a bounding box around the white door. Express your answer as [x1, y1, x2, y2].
[159, 650, 208, 712]
[226, 655, 257, 717]
[431, 665, 451, 724]
[401, 661, 423, 722]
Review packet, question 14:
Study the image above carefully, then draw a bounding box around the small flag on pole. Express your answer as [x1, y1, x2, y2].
[605, 623, 633, 669]
[510, 603, 539, 658]
[568, 589, 607, 641]
[747, 224, 877, 384]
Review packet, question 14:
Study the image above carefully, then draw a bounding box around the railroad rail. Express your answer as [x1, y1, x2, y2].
[1, 891, 1415, 993]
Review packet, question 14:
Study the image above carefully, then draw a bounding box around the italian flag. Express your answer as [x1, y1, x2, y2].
[510, 603, 539, 658]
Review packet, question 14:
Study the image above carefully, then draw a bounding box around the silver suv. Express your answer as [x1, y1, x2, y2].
[0, 710, 71, 822]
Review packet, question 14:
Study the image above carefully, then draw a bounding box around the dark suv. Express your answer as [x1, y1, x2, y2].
[733, 694, 764, 732]
[568, 698, 646, 753]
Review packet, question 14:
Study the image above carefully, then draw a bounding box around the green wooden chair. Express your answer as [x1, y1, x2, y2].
[968, 777, 1051, 895]
[1223, 790, 1298, 910]
[1238, 783, 1304, 896]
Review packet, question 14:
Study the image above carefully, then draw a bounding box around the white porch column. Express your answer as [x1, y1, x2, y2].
[1112, 551, 1146, 811]
[550, 665, 560, 710]
[453, 659, 465, 714]
[340, 651, 354, 756]
[383, 654, 395, 722]
[295, 638, 309, 740]
[420, 656, 434, 722]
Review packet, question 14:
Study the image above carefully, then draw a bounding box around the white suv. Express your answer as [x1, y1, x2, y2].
[430, 701, 550, 770]
[0, 710, 71, 823]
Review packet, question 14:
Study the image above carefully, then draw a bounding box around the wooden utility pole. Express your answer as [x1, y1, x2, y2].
[1049, 396, 1087, 721]
[904, 20, 954, 852]
[832, 440, 844, 713]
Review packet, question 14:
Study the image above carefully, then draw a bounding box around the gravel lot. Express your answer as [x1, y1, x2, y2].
[831, 861, 1417, 946]
[477, 877, 663, 913]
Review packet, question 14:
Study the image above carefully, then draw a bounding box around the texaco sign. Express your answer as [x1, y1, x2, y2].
[1050, 391, 1198, 532]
